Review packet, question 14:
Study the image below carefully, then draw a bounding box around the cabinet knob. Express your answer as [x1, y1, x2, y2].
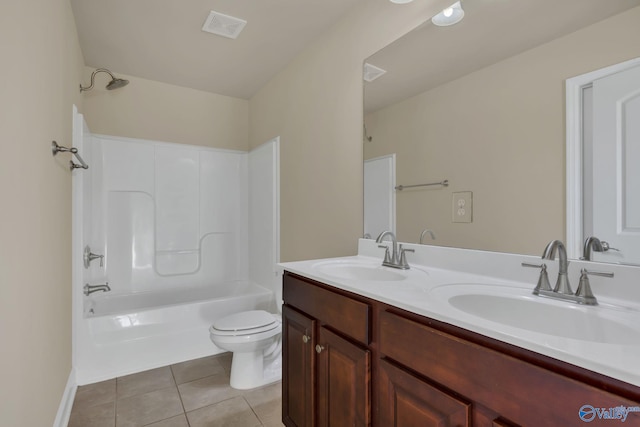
[302, 334, 310, 344]
[315, 344, 325, 354]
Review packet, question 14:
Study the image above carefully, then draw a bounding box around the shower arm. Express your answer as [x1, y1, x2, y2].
[79, 68, 117, 92]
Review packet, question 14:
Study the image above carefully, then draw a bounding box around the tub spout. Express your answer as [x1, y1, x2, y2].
[84, 282, 111, 296]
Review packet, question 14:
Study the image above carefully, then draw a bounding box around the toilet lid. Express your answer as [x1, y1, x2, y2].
[211, 310, 278, 335]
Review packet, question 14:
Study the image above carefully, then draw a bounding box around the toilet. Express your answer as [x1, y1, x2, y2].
[209, 287, 282, 390]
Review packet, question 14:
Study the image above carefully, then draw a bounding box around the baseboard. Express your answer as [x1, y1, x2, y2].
[53, 369, 77, 427]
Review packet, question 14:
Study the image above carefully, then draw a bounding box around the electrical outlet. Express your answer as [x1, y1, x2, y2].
[452, 191, 473, 223]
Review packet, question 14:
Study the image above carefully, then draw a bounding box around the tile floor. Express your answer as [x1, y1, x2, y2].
[68, 353, 284, 427]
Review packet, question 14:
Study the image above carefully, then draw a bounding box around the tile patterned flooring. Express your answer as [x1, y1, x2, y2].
[69, 353, 284, 427]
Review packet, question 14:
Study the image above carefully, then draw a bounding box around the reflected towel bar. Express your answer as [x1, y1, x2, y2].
[395, 179, 448, 191]
[51, 141, 89, 170]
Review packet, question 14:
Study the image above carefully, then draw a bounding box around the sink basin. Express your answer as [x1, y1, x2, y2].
[431, 284, 639, 344]
[312, 261, 408, 281]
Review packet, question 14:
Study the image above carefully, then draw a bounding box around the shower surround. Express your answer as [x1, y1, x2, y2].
[72, 107, 279, 384]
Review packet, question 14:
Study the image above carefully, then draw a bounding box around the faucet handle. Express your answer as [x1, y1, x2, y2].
[398, 245, 415, 269]
[522, 263, 552, 294]
[84, 245, 105, 269]
[521, 262, 544, 269]
[601, 241, 620, 252]
[575, 269, 613, 305]
[378, 245, 392, 264]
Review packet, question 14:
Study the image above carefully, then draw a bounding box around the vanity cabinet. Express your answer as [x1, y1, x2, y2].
[378, 357, 471, 426]
[282, 271, 640, 427]
[282, 305, 316, 427]
[378, 309, 640, 426]
[282, 272, 371, 427]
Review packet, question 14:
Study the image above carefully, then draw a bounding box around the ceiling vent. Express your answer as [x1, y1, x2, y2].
[202, 11, 247, 39]
[363, 63, 387, 82]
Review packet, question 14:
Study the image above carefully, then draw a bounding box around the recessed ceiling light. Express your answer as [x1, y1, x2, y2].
[432, 1, 465, 26]
[389, 0, 414, 4]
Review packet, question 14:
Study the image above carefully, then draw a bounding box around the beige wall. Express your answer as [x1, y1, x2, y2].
[249, 0, 453, 262]
[365, 6, 640, 256]
[81, 0, 455, 263]
[0, 0, 85, 425]
[82, 69, 249, 150]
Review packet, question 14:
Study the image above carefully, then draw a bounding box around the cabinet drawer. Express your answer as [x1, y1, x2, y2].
[379, 310, 640, 426]
[283, 272, 370, 344]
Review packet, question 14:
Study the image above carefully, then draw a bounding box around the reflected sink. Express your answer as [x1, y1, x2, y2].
[312, 261, 408, 281]
[431, 284, 639, 344]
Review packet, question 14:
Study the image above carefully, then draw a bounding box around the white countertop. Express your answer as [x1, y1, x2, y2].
[280, 239, 640, 388]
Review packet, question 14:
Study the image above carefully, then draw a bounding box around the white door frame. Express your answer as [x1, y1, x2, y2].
[565, 57, 640, 259]
[364, 154, 396, 238]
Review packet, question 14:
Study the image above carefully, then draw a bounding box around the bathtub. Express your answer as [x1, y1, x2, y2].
[75, 280, 274, 385]
[71, 123, 281, 385]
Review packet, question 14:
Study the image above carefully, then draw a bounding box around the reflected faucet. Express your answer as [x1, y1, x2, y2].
[582, 236, 619, 260]
[542, 240, 572, 295]
[582, 236, 604, 261]
[419, 229, 436, 244]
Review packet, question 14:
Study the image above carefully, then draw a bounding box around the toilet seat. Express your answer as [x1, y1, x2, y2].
[210, 310, 279, 337]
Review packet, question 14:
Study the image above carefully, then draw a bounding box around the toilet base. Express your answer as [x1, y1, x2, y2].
[229, 338, 282, 390]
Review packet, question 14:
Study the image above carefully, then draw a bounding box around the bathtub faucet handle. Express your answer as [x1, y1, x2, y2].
[84, 245, 104, 269]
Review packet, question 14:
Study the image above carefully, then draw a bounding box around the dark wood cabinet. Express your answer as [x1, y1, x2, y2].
[317, 326, 370, 427]
[378, 309, 640, 426]
[282, 272, 371, 427]
[378, 358, 470, 427]
[282, 305, 315, 427]
[282, 271, 640, 427]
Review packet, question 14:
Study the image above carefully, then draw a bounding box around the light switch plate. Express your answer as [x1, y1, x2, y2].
[452, 191, 473, 223]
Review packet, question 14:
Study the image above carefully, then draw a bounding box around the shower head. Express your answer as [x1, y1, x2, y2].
[105, 77, 129, 90]
[80, 68, 129, 92]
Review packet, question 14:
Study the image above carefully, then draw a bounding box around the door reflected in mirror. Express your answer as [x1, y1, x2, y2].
[363, 0, 640, 264]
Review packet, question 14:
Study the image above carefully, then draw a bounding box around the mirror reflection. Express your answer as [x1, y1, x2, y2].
[363, 0, 640, 262]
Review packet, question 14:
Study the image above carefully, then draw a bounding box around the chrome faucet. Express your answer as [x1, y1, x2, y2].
[523, 240, 614, 305]
[84, 282, 111, 296]
[375, 231, 414, 270]
[419, 229, 436, 244]
[376, 231, 398, 265]
[542, 239, 572, 295]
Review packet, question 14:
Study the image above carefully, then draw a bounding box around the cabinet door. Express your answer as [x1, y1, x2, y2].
[316, 326, 371, 427]
[283, 305, 316, 427]
[378, 359, 470, 427]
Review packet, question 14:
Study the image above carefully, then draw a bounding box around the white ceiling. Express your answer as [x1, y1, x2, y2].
[70, 0, 364, 99]
[365, 0, 640, 113]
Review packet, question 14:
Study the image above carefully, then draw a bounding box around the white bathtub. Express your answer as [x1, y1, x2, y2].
[75, 280, 274, 385]
[83, 280, 269, 317]
[71, 127, 281, 386]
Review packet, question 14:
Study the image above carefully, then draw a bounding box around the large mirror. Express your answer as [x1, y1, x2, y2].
[363, 0, 640, 264]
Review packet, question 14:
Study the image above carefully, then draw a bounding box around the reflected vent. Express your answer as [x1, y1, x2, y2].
[364, 63, 387, 82]
[202, 11, 247, 39]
